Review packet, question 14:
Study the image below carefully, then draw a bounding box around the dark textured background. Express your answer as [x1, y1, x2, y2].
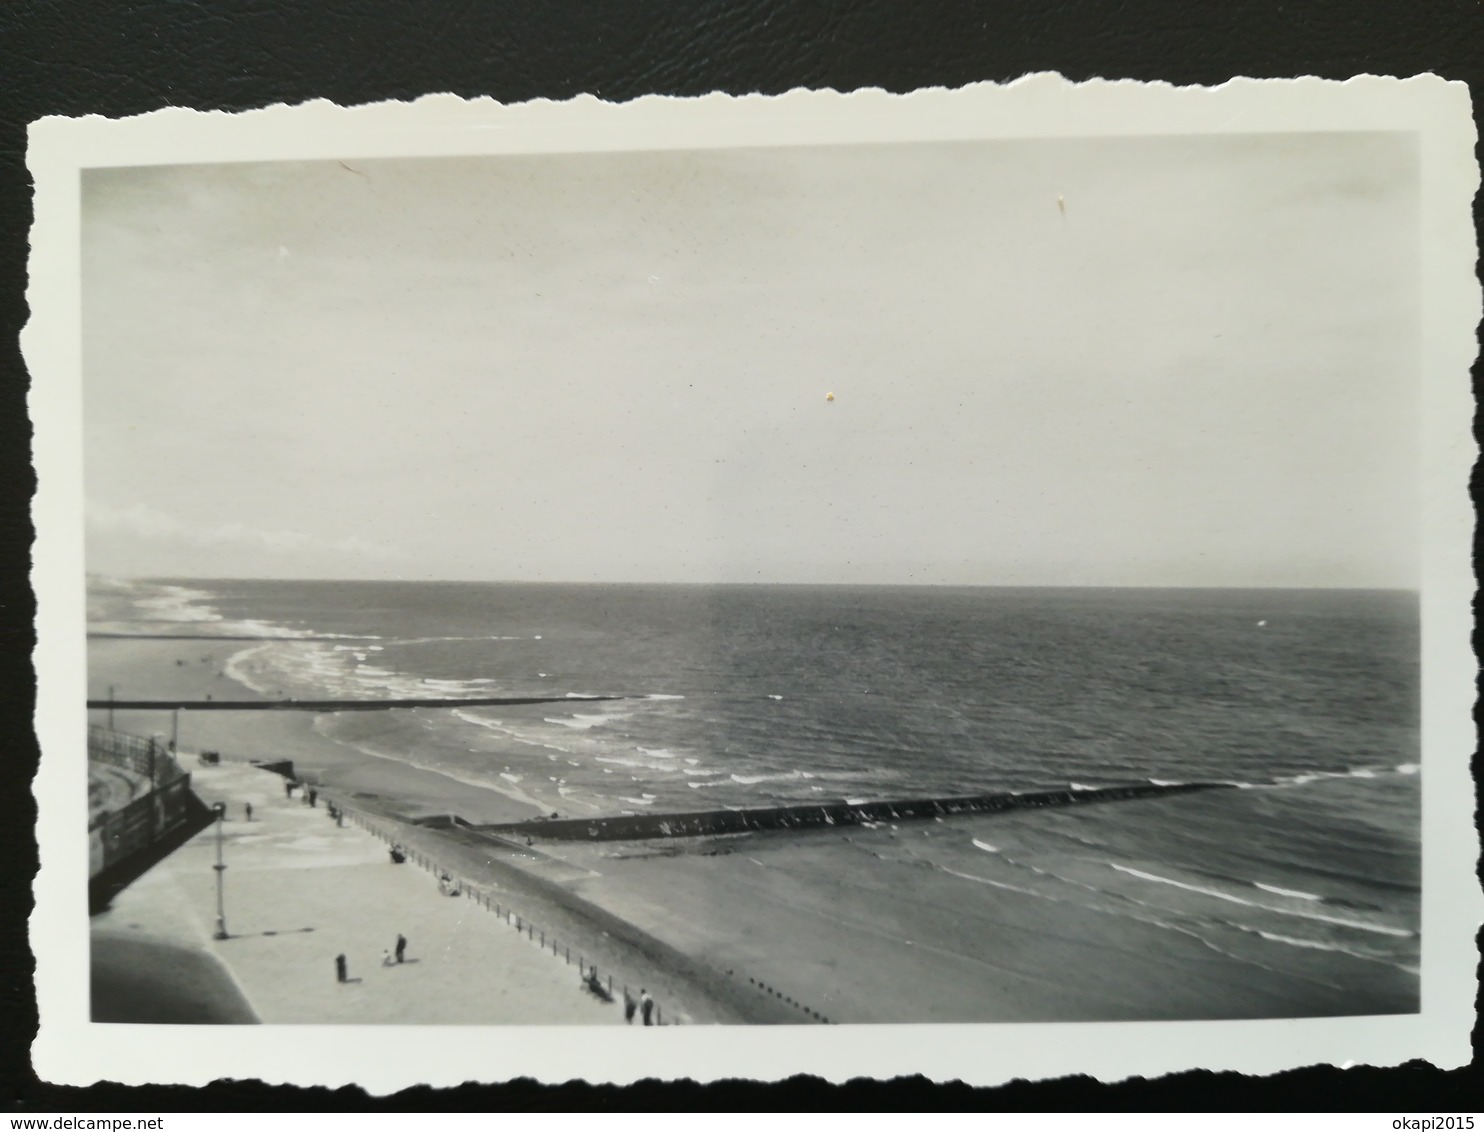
[2, 0, 1480, 1112]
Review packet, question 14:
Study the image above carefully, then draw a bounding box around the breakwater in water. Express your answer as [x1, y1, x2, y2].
[87, 695, 624, 711]
[477, 781, 1233, 842]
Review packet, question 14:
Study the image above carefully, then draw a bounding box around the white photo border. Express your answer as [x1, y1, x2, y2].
[26, 76, 1480, 1091]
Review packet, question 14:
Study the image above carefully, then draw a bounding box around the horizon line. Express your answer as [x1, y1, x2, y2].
[90, 572, 1422, 594]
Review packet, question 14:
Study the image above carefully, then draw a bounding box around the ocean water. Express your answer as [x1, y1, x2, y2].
[115, 578, 1423, 987]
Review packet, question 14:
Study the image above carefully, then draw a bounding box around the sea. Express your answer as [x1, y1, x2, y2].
[104, 578, 1423, 994]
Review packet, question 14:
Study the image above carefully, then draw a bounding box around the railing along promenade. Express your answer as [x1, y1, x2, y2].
[332, 805, 691, 1025]
[88, 725, 206, 889]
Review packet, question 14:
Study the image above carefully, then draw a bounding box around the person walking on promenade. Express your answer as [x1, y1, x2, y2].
[335, 954, 348, 983]
[308, 788, 318, 808]
[244, 802, 253, 822]
[395, 934, 407, 964]
[623, 988, 637, 1024]
[640, 989, 654, 1026]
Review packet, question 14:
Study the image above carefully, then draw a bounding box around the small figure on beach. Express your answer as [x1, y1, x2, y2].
[395, 934, 407, 964]
[308, 788, 318, 808]
[623, 988, 637, 1024]
[640, 989, 654, 1026]
[244, 802, 253, 822]
[381, 949, 394, 968]
[389, 844, 406, 864]
[335, 954, 348, 983]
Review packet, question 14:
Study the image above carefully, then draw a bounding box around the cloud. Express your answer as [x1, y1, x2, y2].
[86, 500, 405, 562]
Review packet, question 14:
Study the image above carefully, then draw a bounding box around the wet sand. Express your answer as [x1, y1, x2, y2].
[90, 633, 1413, 1025]
[538, 810, 1417, 1023]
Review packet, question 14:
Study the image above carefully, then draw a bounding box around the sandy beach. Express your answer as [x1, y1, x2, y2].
[90, 629, 1417, 1025]
[89, 635, 758, 1023]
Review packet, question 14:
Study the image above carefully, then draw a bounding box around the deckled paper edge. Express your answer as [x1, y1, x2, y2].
[24, 74, 1481, 1094]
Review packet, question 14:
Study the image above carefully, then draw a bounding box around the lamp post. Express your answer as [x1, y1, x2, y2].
[211, 802, 229, 939]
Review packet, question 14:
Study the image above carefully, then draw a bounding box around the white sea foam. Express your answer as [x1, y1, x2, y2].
[938, 865, 1044, 899]
[972, 839, 999, 854]
[223, 643, 275, 694]
[636, 747, 678, 759]
[1254, 930, 1361, 955]
[451, 709, 503, 730]
[134, 584, 222, 622]
[596, 755, 667, 770]
[645, 693, 685, 701]
[1254, 882, 1322, 901]
[544, 712, 627, 730]
[1270, 764, 1413, 790]
[1110, 864, 1413, 937]
[730, 770, 807, 785]
[1252, 931, 1400, 967]
[767, 694, 783, 701]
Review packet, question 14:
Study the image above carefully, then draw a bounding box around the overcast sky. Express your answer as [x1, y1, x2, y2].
[82, 133, 1420, 586]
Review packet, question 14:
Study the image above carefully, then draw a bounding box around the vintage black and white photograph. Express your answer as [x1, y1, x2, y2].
[28, 80, 1478, 1087]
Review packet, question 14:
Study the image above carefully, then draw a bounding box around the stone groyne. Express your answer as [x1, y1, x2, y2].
[476, 781, 1232, 842]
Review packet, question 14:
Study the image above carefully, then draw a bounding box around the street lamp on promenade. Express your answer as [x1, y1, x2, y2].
[211, 801, 229, 939]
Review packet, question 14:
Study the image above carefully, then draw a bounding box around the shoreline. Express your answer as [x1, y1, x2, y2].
[88, 622, 1419, 1025]
[89, 634, 766, 1023]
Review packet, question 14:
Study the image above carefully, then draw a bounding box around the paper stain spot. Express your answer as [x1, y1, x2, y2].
[825, 392, 835, 402]
[1057, 195, 1066, 214]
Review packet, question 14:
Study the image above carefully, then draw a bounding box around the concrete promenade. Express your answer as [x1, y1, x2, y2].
[91, 759, 626, 1025]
